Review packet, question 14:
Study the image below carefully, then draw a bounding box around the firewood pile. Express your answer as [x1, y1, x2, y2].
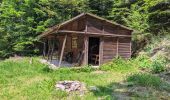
[55, 81, 86, 93]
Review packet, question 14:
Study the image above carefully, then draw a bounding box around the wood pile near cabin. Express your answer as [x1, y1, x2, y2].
[55, 81, 86, 93]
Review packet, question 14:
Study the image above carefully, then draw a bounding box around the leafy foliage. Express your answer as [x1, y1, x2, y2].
[0, 0, 169, 58]
[100, 57, 136, 72]
[151, 56, 167, 73]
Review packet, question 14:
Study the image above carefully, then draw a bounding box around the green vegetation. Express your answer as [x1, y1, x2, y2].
[100, 57, 137, 72]
[0, 0, 170, 99]
[0, 58, 130, 99]
[1, 57, 170, 99]
[127, 73, 162, 89]
[127, 73, 170, 92]
[0, 0, 169, 58]
[100, 55, 167, 74]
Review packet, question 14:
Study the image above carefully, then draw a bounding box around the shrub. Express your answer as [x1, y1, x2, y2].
[135, 54, 152, 68]
[127, 73, 162, 88]
[151, 56, 167, 73]
[100, 57, 134, 71]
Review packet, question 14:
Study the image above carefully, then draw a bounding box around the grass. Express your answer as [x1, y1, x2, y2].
[0, 57, 170, 99]
[0, 57, 132, 100]
[127, 73, 162, 88]
[100, 57, 138, 72]
[127, 73, 170, 91]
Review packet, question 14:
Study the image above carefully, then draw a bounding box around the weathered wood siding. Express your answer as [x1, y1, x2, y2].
[103, 37, 117, 63]
[102, 37, 131, 63]
[87, 17, 132, 36]
[118, 37, 131, 59]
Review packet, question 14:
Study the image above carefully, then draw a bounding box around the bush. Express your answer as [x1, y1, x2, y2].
[135, 54, 152, 68]
[100, 57, 134, 72]
[151, 56, 167, 73]
[127, 73, 162, 88]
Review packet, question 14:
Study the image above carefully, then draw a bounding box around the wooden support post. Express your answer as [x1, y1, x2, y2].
[84, 36, 88, 65]
[50, 39, 55, 62]
[83, 18, 88, 65]
[59, 34, 67, 67]
[99, 37, 104, 66]
[43, 39, 46, 59]
[47, 39, 51, 61]
[116, 38, 119, 58]
[130, 40, 132, 58]
[99, 21, 104, 66]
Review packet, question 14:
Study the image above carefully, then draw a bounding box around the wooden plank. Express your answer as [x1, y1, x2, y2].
[83, 19, 88, 65]
[43, 39, 46, 59]
[119, 45, 131, 47]
[116, 38, 119, 57]
[47, 39, 51, 61]
[59, 34, 67, 67]
[99, 37, 103, 65]
[118, 48, 130, 50]
[103, 44, 117, 46]
[119, 43, 131, 44]
[83, 36, 88, 65]
[130, 41, 132, 57]
[50, 39, 55, 61]
[103, 56, 116, 59]
[103, 52, 117, 55]
[57, 30, 131, 37]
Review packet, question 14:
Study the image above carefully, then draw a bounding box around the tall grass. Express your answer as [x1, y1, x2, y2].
[100, 57, 137, 72]
[127, 73, 162, 88]
[0, 57, 133, 99]
[127, 73, 170, 91]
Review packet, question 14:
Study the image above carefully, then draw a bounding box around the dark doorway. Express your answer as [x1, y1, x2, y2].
[88, 37, 100, 65]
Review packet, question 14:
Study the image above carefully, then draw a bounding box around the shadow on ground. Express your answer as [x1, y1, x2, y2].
[90, 81, 170, 100]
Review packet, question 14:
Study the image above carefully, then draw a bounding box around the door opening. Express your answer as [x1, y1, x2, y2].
[88, 37, 100, 65]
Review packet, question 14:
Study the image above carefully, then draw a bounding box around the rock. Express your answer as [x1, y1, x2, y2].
[55, 80, 86, 95]
[55, 84, 65, 91]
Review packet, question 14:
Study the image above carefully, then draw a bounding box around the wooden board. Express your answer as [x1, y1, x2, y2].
[118, 37, 131, 59]
[102, 37, 117, 63]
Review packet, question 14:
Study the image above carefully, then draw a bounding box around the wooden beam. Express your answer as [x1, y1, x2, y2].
[84, 36, 88, 65]
[116, 38, 119, 57]
[58, 30, 85, 34]
[83, 20, 88, 65]
[43, 39, 46, 59]
[130, 40, 132, 58]
[47, 39, 51, 61]
[99, 21, 104, 66]
[57, 30, 131, 37]
[50, 39, 55, 61]
[58, 34, 67, 67]
[99, 37, 104, 66]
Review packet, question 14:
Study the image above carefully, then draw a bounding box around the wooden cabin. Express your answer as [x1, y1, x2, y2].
[39, 13, 133, 67]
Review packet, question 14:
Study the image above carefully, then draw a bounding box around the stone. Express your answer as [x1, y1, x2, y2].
[55, 80, 86, 95]
[55, 84, 65, 91]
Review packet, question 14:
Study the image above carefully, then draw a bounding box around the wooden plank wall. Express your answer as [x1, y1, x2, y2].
[102, 37, 131, 63]
[87, 16, 132, 36]
[118, 37, 131, 59]
[103, 37, 117, 63]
